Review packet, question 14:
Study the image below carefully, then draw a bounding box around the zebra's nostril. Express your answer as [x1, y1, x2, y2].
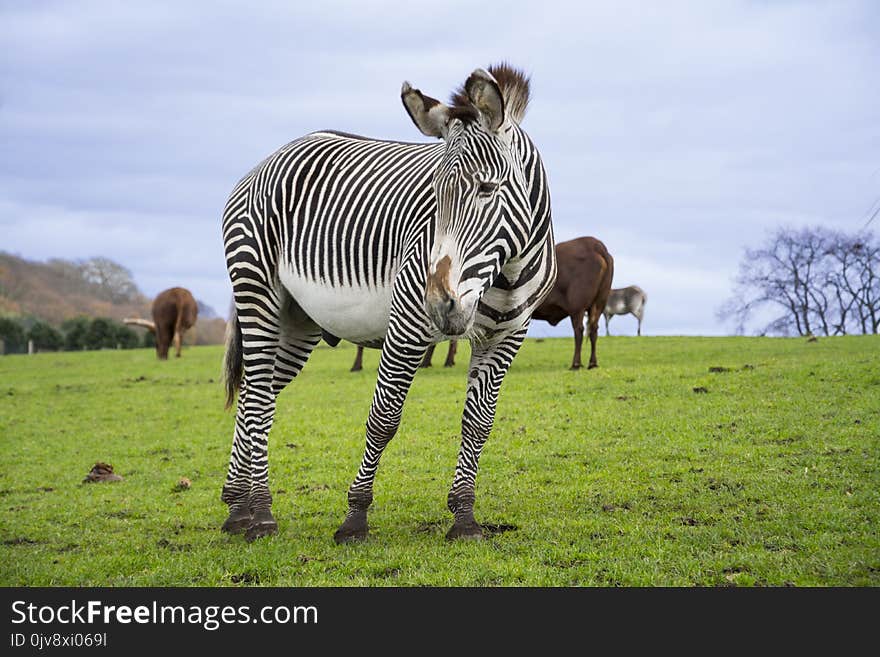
[447, 298, 456, 313]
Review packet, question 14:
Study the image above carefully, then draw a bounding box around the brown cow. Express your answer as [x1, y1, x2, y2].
[124, 287, 198, 359]
[350, 340, 457, 372]
[531, 236, 614, 369]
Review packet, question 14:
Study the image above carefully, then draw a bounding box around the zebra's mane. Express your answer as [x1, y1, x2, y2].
[449, 63, 531, 126]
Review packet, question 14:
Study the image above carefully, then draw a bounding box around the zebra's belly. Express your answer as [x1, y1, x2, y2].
[278, 265, 392, 344]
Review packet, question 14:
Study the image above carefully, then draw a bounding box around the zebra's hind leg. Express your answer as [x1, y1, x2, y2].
[221, 283, 282, 540]
[334, 333, 428, 544]
[221, 390, 254, 534]
[446, 329, 527, 541]
[244, 304, 322, 542]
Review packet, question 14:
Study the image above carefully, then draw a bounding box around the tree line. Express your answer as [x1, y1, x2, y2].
[719, 226, 879, 336]
[0, 316, 155, 355]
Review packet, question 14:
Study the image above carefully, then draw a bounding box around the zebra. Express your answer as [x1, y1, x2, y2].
[603, 285, 647, 336]
[220, 63, 556, 543]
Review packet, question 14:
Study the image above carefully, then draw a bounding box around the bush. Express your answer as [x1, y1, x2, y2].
[0, 317, 26, 354]
[84, 318, 118, 350]
[115, 324, 140, 349]
[143, 331, 156, 348]
[62, 317, 91, 351]
[27, 321, 63, 352]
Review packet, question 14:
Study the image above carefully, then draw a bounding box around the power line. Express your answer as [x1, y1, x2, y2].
[863, 196, 880, 229]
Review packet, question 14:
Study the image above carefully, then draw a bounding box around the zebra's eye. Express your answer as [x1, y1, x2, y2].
[477, 181, 499, 197]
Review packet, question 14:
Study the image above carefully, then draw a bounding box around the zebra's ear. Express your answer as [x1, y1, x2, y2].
[465, 68, 505, 132]
[401, 82, 450, 139]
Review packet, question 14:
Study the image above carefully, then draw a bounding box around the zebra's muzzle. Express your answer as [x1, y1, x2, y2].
[426, 255, 473, 335]
[426, 294, 472, 336]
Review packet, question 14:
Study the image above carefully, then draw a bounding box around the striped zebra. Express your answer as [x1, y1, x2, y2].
[221, 64, 556, 543]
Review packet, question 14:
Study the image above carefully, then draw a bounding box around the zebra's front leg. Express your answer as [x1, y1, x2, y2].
[334, 338, 427, 544]
[447, 329, 527, 540]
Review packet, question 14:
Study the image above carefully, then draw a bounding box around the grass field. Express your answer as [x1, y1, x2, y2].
[1, 335, 877, 586]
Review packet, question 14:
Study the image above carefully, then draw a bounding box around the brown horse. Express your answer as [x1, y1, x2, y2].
[531, 236, 614, 369]
[350, 340, 457, 371]
[125, 287, 198, 359]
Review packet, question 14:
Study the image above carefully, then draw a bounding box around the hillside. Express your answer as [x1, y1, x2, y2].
[0, 252, 226, 345]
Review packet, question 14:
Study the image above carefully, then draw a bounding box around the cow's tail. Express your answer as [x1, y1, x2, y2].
[223, 301, 243, 410]
[594, 243, 615, 322]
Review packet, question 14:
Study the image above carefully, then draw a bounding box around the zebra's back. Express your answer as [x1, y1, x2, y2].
[223, 131, 445, 343]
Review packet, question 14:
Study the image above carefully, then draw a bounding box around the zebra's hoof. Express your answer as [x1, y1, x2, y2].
[445, 521, 483, 541]
[221, 505, 253, 534]
[333, 511, 368, 544]
[243, 510, 278, 542]
[244, 520, 278, 542]
[587, 362, 598, 369]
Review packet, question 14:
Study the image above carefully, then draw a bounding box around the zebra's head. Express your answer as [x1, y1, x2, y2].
[402, 64, 533, 336]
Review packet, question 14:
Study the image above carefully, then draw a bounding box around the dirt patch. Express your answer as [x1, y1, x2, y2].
[415, 520, 446, 534]
[679, 516, 700, 526]
[692, 386, 709, 394]
[156, 538, 192, 552]
[297, 554, 323, 564]
[295, 483, 330, 492]
[83, 462, 123, 483]
[285, 443, 298, 449]
[3, 537, 43, 546]
[707, 478, 744, 492]
[708, 366, 730, 373]
[230, 571, 261, 584]
[481, 523, 518, 535]
[106, 510, 143, 520]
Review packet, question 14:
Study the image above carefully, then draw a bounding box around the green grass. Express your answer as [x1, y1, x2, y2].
[1, 336, 878, 586]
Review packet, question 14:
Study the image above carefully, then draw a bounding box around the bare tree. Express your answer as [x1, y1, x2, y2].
[78, 257, 140, 304]
[719, 227, 879, 336]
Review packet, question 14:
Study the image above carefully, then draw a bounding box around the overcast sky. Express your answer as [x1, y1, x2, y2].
[2, 0, 878, 336]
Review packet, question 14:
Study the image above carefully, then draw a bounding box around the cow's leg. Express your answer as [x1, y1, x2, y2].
[587, 305, 601, 369]
[351, 346, 365, 372]
[569, 309, 585, 370]
[604, 313, 611, 337]
[335, 332, 428, 543]
[421, 343, 436, 368]
[172, 329, 183, 357]
[444, 339, 457, 367]
[155, 323, 172, 360]
[447, 328, 527, 540]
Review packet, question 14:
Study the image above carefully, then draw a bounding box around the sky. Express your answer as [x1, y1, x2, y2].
[2, 0, 878, 337]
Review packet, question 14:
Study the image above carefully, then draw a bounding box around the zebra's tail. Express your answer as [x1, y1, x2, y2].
[223, 301, 243, 410]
